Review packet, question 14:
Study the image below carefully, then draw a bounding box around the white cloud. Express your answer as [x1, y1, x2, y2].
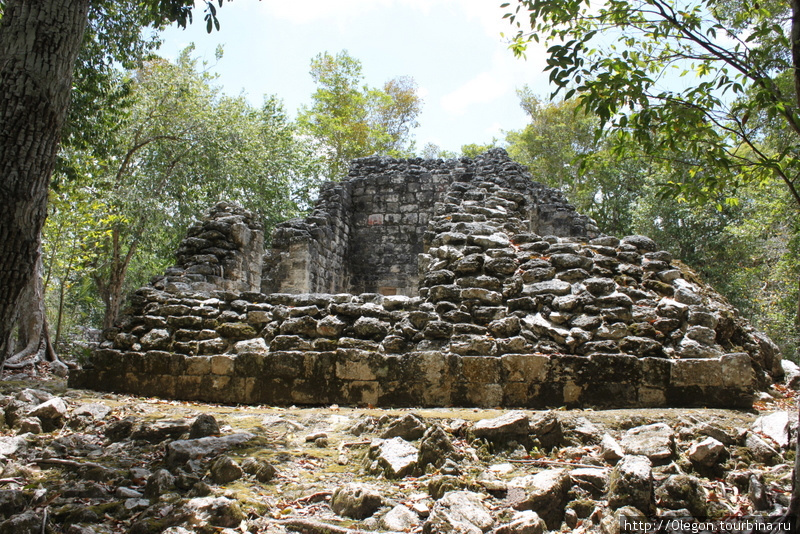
[259, 0, 388, 24]
[260, 0, 510, 33]
[485, 121, 505, 138]
[440, 41, 549, 117]
[441, 71, 509, 116]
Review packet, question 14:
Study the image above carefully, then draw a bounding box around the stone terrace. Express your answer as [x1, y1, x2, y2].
[69, 149, 782, 408]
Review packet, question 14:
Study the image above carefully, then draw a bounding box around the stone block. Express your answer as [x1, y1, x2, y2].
[503, 382, 540, 407]
[142, 351, 172, 375]
[234, 352, 265, 376]
[461, 356, 501, 384]
[343, 380, 380, 406]
[175, 375, 204, 400]
[563, 380, 583, 404]
[199, 375, 229, 402]
[671, 358, 724, 388]
[502, 354, 549, 382]
[721, 353, 755, 387]
[210, 355, 235, 376]
[638, 387, 666, 407]
[264, 351, 306, 378]
[586, 354, 641, 383]
[640, 357, 672, 388]
[123, 352, 145, 375]
[91, 349, 125, 374]
[335, 350, 387, 381]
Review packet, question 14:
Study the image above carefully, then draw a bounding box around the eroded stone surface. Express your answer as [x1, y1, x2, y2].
[70, 149, 782, 408]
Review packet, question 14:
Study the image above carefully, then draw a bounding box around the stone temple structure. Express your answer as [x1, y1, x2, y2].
[69, 149, 782, 408]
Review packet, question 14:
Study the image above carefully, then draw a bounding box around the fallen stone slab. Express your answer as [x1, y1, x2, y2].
[381, 504, 420, 531]
[368, 437, 419, 479]
[331, 483, 382, 519]
[620, 423, 675, 462]
[688, 437, 725, 467]
[472, 411, 530, 440]
[423, 490, 493, 534]
[607, 455, 654, 514]
[508, 468, 569, 529]
[752, 411, 794, 449]
[165, 433, 255, 467]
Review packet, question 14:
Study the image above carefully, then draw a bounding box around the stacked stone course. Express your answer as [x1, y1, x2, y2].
[70, 149, 781, 408]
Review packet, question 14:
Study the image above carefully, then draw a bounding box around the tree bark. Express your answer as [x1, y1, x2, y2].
[789, 3, 800, 529]
[0, 0, 91, 365]
[5, 255, 47, 367]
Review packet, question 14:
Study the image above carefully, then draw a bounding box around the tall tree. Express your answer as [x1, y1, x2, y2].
[3, 0, 169, 370]
[0, 0, 234, 366]
[506, 90, 643, 235]
[0, 0, 92, 365]
[502, 0, 800, 521]
[57, 49, 318, 330]
[297, 50, 422, 179]
[502, 0, 800, 205]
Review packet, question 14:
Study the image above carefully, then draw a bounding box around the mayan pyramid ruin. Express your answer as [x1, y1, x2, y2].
[69, 149, 782, 408]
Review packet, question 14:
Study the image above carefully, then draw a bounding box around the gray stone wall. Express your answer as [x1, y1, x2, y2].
[262, 181, 353, 294]
[152, 202, 264, 295]
[69, 149, 782, 408]
[262, 149, 598, 296]
[346, 157, 453, 295]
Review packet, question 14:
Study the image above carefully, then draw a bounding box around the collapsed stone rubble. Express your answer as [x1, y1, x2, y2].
[69, 149, 782, 408]
[0, 381, 796, 533]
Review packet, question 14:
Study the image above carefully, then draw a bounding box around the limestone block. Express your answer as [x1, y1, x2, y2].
[502, 354, 549, 383]
[451, 335, 497, 356]
[331, 483, 382, 519]
[368, 437, 419, 478]
[460, 356, 501, 384]
[473, 411, 530, 440]
[524, 280, 572, 297]
[264, 351, 306, 378]
[460, 287, 503, 305]
[620, 423, 675, 461]
[671, 359, 724, 387]
[210, 355, 235, 376]
[508, 469, 570, 529]
[637, 387, 666, 407]
[464, 383, 503, 408]
[721, 353, 756, 388]
[342, 380, 380, 406]
[607, 455, 654, 513]
[423, 491, 493, 534]
[234, 338, 268, 355]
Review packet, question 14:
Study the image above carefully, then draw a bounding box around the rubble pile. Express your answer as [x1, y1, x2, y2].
[0, 378, 797, 534]
[70, 150, 781, 407]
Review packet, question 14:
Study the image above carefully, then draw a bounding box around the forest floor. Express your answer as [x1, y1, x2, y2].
[0, 365, 796, 534]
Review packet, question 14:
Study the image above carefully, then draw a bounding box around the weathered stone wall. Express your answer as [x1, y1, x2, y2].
[151, 202, 264, 295]
[69, 149, 782, 408]
[345, 158, 452, 295]
[262, 181, 353, 294]
[262, 150, 598, 296]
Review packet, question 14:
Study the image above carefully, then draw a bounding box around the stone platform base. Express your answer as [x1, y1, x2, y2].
[68, 350, 755, 409]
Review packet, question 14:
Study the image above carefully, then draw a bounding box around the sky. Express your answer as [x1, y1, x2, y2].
[157, 0, 552, 154]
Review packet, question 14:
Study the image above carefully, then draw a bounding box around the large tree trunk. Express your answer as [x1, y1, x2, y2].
[5, 255, 47, 366]
[0, 0, 91, 364]
[3, 253, 67, 376]
[789, 2, 800, 530]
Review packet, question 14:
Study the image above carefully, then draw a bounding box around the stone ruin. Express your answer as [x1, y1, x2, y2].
[69, 149, 783, 408]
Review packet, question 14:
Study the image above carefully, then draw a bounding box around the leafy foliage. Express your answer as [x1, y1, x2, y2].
[505, 90, 643, 236]
[297, 50, 423, 179]
[503, 0, 800, 207]
[503, 0, 800, 355]
[45, 48, 320, 330]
